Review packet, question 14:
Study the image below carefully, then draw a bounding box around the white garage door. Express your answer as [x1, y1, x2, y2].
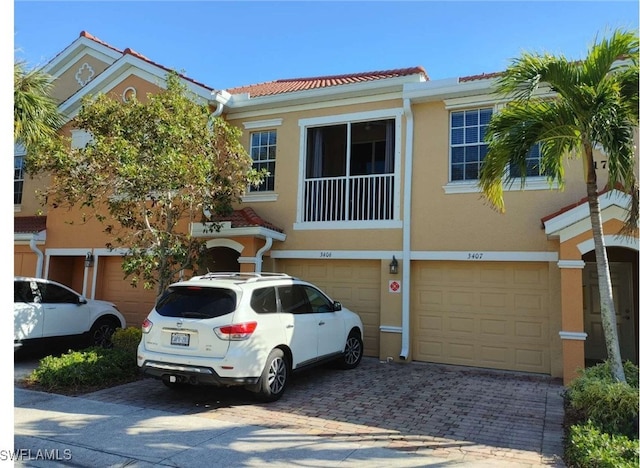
[278, 259, 381, 357]
[95, 257, 157, 327]
[412, 261, 550, 374]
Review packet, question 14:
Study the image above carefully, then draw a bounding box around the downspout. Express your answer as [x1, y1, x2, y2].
[254, 237, 273, 274]
[208, 89, 231, 124]
[400, 98, 414, 360]
[29, 234, 44, 278]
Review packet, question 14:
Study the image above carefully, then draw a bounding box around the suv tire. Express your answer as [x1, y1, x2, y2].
[339, 331, 363, 369]
[256, 348, 288, 402]
[89, 317, 119, 348]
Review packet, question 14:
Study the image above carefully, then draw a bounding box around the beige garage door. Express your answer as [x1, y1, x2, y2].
[94, 257, 157, 327]
[279, 259, 381, 357]
[412, 261, 550, 374]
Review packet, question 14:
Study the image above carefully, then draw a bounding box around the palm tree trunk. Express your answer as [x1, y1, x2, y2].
[585, 149, 626, 383]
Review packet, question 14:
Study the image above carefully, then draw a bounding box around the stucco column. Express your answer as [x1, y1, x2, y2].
[558, 260, 587, 385]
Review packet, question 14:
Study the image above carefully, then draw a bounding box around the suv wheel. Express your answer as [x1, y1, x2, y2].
[256, 348, 288, 402]
[89, 318, 119, 348]
[339, 331, 363, 369]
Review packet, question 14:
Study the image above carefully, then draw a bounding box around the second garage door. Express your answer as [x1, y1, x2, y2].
[278, 259, 381, 358]
[94, 257, 157, 327]
[412, 261, 550, 374]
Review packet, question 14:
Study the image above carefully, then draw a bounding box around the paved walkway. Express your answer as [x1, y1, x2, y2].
[15, 357, 566, 466]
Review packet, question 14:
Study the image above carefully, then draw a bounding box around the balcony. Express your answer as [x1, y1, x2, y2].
[303, 173, 394, 222]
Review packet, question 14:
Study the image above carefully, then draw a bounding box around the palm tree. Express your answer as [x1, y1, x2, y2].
[479, 29, 639, 383]
[14, 60, 62, 150]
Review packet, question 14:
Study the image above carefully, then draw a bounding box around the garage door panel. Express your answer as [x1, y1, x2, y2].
[96, 257, 156, 327]
[412, 261, 550, 374]
[280, 259, 380, 358]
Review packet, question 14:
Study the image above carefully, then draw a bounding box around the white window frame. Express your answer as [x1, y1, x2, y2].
[294, 108, 403, 230]
[443, 101, 557, 194]
[242, 119, 282, 202]
[14, 144, 26, 209]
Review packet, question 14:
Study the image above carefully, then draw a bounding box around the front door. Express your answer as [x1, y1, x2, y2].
[583, 262, 636, 363]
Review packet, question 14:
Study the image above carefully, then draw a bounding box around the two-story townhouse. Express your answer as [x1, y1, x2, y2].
[14, 32, 638, 384]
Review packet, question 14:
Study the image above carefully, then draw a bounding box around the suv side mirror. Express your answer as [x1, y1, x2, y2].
[333, 301, 342, 311]
[78, 296, 88, 305]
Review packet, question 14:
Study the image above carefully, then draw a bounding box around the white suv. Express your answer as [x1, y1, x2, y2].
[137, 273, 364, 401]
[14, 276, 126, 351]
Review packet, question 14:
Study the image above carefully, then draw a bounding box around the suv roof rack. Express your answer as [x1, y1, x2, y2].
[190, 272, 294, 283]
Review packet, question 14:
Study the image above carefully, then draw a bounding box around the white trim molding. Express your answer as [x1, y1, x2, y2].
[379, 325, 402, 334]
[577, 235, 640, 254]
[205, 238, 244, 253]
[271, 250, 402, 260]
[411, 251, 558, 262]
[557, 260, 586, 269]
[243, 118, 283, 130]
[559, 331, 588, 341]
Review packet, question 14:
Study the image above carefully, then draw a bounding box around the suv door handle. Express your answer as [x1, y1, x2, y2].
[318, 321, 325, 326]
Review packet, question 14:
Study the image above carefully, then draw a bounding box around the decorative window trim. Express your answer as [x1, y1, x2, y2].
[122, 86, 137, 103]
[443, 177, 559, 194]
[243, 118, 283, 130]
[75, 62, 95, 87]
[241, 193, 279, 202]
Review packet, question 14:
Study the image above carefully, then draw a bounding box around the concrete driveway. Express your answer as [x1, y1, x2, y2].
[15, 356, 566, 466]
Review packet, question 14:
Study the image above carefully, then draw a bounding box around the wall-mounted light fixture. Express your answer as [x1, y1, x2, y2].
[389, 255, 398, 274]
[85, 252, 95, 268]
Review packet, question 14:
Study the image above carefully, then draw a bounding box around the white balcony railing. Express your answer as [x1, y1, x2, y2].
[303, 174, 394, 222]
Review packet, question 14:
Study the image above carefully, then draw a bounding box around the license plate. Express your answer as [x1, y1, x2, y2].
[171, 332, 190, 346]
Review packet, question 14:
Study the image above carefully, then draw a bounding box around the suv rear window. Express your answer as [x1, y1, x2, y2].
[156, 286, 236, 318]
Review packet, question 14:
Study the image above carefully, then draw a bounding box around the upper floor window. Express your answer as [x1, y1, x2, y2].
[450, 108, 492, 181]
[14, 153, 26, 205]
[304, 119, 395, 222]
[509, 143, 544, 178]
[249, 130, 276, 192]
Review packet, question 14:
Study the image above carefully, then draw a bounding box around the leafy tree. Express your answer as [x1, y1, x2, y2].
[14, 60, 62, 150]
[479, 29, 639, 383]
[29, 73, 263, 294]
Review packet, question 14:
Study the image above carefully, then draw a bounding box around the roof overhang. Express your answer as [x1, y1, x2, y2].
[190, 223, 286, 242]
[543, 189, 635, 243]
[224, 75, 426, 114]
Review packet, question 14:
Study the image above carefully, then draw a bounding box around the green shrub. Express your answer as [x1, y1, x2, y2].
[29, 347, 139, 392]
[565, 361, 639, 438]
[111, 326, 142, 354]
[565, 421, 639, 468]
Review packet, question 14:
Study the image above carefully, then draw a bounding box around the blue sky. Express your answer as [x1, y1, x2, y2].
[13, 1, 639, 91]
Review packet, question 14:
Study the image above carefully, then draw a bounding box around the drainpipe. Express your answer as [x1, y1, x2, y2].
[208, 89, 231, 126]
[399, 98, 414, 360]
[29, 234, 44, 278]
[254, 237, 273, 273]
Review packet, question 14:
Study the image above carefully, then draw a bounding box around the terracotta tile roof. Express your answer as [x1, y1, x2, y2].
[541, 185, 624, 226]
[215, 207, 284, 233]
[227, 66, 428, 97]
[14, 216, 47, 233]
[79, 31, 214, 92]
[459, 71, 502, 82]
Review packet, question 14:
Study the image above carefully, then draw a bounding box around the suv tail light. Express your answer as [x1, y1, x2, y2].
[141, 318, 153, 333]
[214, 321, 257, 341]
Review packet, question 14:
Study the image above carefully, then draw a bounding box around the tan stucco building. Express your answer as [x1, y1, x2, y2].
[14, 31, 639, 385]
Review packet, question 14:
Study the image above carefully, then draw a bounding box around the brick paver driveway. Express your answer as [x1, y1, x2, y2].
[86, 357, 565, 466]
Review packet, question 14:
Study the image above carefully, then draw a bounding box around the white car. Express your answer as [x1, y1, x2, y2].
[14, 276, 126, 351]
[137, 273, 364, 401]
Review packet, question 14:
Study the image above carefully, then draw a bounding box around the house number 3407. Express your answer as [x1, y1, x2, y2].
[467, 253, 483, 260]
